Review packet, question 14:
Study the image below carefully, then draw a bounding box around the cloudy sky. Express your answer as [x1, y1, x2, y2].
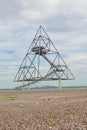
[0, 0, 87, 89]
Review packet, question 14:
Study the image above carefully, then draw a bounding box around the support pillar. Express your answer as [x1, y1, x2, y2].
[22, 80, 25, 90]
[58, 79, 61, 89]
[28, 81, 30, 91]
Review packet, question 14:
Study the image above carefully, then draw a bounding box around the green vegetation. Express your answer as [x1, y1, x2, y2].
[7, 95, 17, 101]
[48, 118, 55, 126]
[0, 94, 17, 102]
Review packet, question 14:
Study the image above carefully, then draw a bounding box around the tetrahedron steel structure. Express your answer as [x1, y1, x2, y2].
[14, 26, 74, 89]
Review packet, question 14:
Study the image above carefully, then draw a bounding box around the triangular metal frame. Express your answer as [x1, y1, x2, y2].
[14, 26, 74, 89]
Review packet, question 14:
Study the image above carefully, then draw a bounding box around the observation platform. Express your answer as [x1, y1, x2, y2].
[32, 46, 50, 54]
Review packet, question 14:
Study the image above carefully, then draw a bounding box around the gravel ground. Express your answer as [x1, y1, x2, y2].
[0, 88, 87, 130]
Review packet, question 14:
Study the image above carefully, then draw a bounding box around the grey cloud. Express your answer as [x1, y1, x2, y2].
[0, 0, 21, 20]
[40, 0, 87, 33]
[45, 12, 87, 33]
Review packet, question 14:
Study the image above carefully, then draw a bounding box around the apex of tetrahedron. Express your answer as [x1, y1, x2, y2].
[34, 25, 49, 40]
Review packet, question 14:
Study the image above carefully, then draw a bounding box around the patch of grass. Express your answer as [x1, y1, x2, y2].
[48, 118, 55, 126]
[7, 95, 17, 101]
[0, 95, 17, 102]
